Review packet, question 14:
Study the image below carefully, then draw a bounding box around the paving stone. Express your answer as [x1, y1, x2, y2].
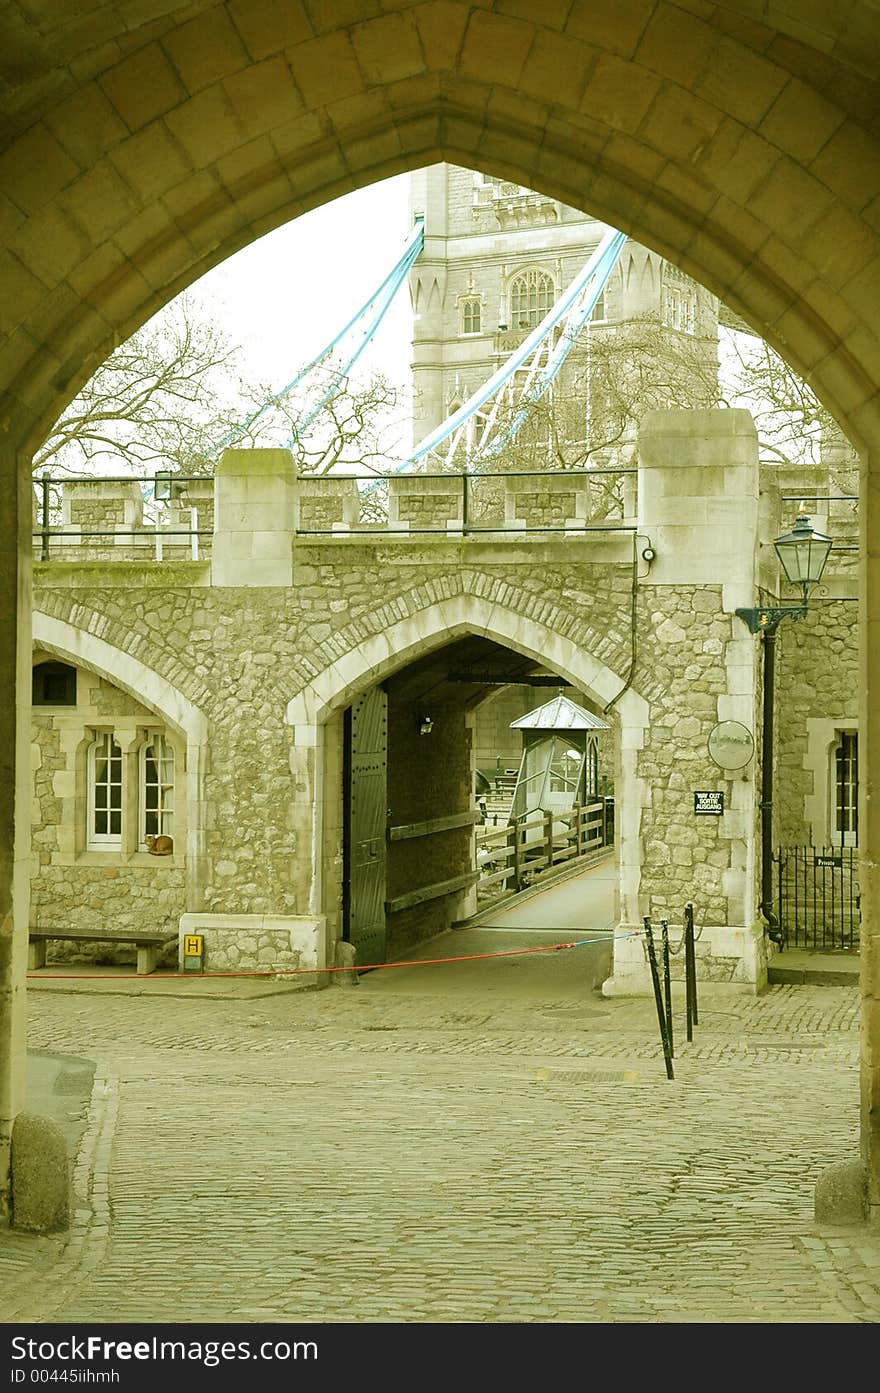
[1, 966, 877, 1324]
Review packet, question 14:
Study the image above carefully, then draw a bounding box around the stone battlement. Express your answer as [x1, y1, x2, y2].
[33, 458, 636, 567]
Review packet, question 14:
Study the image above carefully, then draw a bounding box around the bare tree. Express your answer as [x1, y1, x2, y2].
[441, 316, 721, 520]
[34, 297, 249, 476]
[436, 311, 855, 491]
[719, 329, 857, 482]
[228, 364, 410, 477]
[35, 295, 410, 480]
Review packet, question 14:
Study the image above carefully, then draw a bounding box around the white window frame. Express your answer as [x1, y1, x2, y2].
[804, 718, 859, 848]
[87, 731, 123, 850]
[833, 729, 858, 848]
[664, 287, 696, 334]
[140, 732, 175, 847]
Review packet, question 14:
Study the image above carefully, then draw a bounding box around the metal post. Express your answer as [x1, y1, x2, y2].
[644, 917, 674, 1080]
[512, 817, 523, 891]
[661, 918, 673, 1057]
[462, 472, 469, 535]
[685, 902, 694, 1043]
[687, 902, 698, 1027]
[760, 626, 784, 946]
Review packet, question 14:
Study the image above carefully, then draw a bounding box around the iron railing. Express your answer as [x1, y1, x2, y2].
[32, 473, 212, 562]
[295, 467, 638, 535]
[774, 844, 860, 950]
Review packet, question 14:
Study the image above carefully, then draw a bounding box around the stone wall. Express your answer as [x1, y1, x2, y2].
[27, 421, 802, 992]
[636, 586, 736, 930]
[30, 664, 186, 967]
[775, 597, 859, 847]
[34, 548, 635, 930]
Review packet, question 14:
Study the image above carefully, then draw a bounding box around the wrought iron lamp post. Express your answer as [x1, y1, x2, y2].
[736, 511, 833, 946]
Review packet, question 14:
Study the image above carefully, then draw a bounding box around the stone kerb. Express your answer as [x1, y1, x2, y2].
[212, 447, 296, 586]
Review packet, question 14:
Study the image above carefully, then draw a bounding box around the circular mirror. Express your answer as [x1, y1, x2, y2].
[707, 720, 754, 771]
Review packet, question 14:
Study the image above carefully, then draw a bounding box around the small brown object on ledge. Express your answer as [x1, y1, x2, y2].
[145, 834, 173, 855]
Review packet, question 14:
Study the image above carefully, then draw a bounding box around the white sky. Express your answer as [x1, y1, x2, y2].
[185, 172, 414, 395]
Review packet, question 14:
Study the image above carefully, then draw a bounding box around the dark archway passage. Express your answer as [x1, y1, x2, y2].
[341, 635, 617, 966]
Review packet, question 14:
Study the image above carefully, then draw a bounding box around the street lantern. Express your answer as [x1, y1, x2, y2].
[737, 509, 832, 632]
[736, 509, 834, 948]
[773, 510, 833, 604]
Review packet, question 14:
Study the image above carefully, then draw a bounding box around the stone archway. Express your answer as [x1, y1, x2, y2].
[3, 0, 880, 1220]
[0, 8, 878, 452]
[32, 611, 210, 913]
[285, 592, 649, 971]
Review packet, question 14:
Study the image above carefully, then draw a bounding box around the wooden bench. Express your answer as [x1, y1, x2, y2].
[28, 928, 178, 976]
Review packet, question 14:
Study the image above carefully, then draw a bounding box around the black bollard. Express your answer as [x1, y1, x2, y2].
[685, 909, 694, 1043]
[661, 918, 673, 1058]
[644, 917, 674, 1080]
[686, 901, 698, 1028]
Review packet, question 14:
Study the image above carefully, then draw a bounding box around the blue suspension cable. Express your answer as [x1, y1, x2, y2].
[212, 215, 425, 457]
[404, 227, 626, 470]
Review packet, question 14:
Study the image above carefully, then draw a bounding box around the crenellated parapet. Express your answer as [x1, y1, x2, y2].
[33, 474, 213, 563]
[34, 456, 641, 567]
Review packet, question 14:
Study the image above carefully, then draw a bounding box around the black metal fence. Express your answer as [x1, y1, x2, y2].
[774, 844, 860, 950]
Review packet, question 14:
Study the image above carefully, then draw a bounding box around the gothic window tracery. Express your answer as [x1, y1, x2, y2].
[509, 269, 555, 330]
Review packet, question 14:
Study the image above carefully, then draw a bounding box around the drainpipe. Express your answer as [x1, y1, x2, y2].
[760, 626, 783, 947]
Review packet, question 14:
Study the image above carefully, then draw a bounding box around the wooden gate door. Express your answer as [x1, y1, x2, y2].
[344, 685, 388, 966]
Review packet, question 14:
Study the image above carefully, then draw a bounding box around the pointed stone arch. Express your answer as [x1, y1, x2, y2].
[285, 593, 648, 942]
[33, 611, 209, 909]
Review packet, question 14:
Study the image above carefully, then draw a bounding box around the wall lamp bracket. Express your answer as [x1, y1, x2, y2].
[735, 605, 807, 635]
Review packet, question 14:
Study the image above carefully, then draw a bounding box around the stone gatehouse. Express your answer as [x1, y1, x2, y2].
[28, 409, 857, 994]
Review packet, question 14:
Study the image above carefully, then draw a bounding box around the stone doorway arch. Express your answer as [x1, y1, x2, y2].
[32, 610, 210, 914]
[285, 592, 648, 977]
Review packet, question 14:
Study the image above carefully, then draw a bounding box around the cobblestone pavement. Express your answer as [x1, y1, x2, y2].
[2, 928, 879, 1325]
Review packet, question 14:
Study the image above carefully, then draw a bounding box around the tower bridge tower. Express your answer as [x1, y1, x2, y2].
[408, 164, 721, 460]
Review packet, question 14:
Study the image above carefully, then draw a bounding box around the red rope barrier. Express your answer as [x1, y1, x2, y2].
[26, 932, 641, 982]
[25, 938, 624, 981]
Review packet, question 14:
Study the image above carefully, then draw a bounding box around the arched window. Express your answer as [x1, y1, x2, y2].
[834, 730, 858, 846]
[663, 287, 696, 334]
[140, 733, 175, 845]
[461, 298, 482, 334]
[509, 269, 555, 330]
[87, 732, 123, 848]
